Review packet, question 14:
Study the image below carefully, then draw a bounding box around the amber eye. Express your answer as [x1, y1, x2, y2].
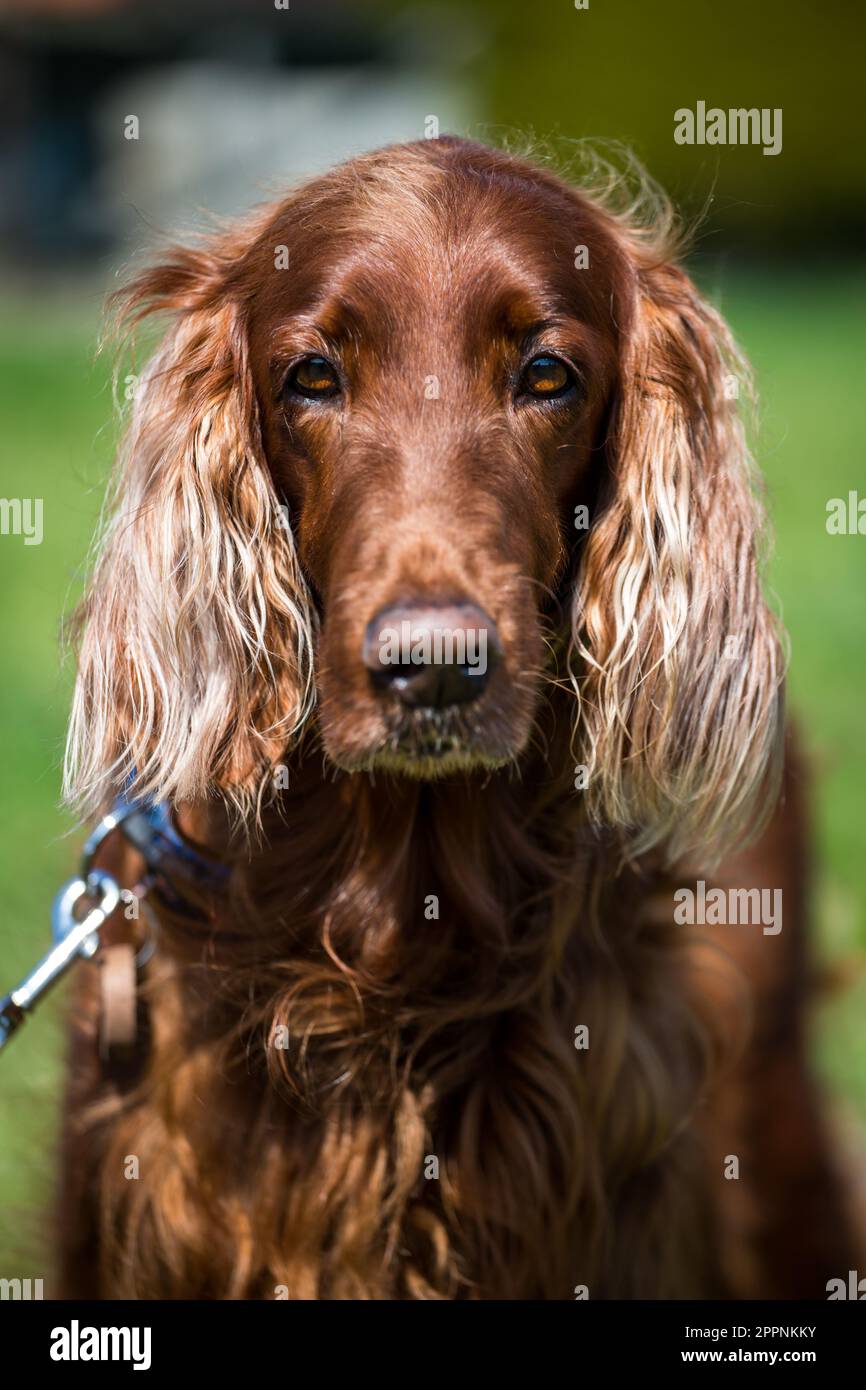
[286, 355, 341, 400]
[519, 355, 574, 399]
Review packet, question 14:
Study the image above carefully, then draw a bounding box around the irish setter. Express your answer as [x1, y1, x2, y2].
[58, 137, 858, 1299]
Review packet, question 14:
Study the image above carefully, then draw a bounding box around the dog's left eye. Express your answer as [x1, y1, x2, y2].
[518, 355, 575, 400]
[285, 356, 341, 400]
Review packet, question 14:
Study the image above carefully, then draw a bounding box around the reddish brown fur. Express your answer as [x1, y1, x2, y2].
[58, 139, 859, 1298]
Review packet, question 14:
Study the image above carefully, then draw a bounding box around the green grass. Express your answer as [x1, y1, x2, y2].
[715, 269, 866, 1120]
[0, 291, 114, 1273]
[0, 270, 864, 1271]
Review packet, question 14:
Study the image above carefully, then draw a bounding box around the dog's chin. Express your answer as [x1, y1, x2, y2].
[322, 707, 524, 780]
[363, 744, 514, 780]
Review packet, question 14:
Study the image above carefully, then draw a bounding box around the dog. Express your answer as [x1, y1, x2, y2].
[57, 137, 858, 1299]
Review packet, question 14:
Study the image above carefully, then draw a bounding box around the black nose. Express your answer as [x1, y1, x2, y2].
[362, 602, 500, 709]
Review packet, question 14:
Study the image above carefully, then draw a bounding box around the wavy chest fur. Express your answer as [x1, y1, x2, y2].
[75, 743, 721, 1300]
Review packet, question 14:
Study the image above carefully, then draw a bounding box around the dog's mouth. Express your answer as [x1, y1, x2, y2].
[395, 706, 471, 757]
[392, 702, 510, 766]
[336, 701, 517, 778]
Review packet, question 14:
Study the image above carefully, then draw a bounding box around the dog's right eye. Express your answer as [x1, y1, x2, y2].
[518, 355, 575, 400]
[285, 356, 341, 400]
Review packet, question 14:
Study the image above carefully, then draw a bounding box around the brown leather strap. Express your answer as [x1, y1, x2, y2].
[98, 943, 137, 1058]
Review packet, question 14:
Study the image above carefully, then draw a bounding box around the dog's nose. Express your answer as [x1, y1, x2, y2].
[363, 602, 500, 708]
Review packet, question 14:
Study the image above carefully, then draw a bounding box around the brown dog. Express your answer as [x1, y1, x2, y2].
[58, 138, 857, 1298]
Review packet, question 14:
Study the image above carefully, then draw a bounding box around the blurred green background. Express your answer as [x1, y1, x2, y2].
[1, 0, 864, 1278]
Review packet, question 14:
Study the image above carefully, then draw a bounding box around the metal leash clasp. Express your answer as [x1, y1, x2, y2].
[0, 869, 121, 1051]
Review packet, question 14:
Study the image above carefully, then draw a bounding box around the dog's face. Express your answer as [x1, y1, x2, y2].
[67, 139, 782, 861]
[245, 160, 621, 775]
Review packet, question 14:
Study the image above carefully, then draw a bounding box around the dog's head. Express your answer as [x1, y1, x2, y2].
[67, 138, 782, 858]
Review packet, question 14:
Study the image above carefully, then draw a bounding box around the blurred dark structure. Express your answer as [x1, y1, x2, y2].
[0, 0, 473, 265]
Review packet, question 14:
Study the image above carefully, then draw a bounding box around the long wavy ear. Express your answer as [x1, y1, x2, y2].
[64, 246, 315, 819]
[571, 252, 784, 864]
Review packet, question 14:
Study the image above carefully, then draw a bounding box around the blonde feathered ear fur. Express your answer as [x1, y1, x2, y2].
[64, 253, 315, 818]
[571, 252, 784, 864]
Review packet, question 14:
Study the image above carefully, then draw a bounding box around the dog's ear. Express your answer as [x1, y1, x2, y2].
[571, 257, 784, 863]
[64, 245, 315, 818]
